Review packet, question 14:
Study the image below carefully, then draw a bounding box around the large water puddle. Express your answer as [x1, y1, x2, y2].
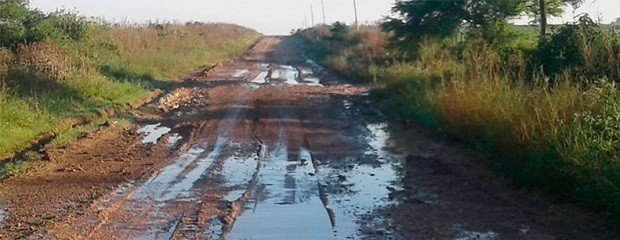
[227, 142, 334, 239]
[221, 123, 403, 239]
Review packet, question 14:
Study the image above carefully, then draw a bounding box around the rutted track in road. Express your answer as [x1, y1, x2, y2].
[1, 36, 616, 240]
[35, 36, 404, 239]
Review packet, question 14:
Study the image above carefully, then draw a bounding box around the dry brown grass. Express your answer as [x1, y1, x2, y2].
[14, 43, 75, 82]
[349, 26, 389, 62]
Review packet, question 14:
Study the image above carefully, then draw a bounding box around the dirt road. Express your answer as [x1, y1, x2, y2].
[0, 37, 616, 239]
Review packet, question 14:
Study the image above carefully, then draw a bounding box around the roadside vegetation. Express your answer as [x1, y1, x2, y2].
[0, 0, 260, 160]
[295, 0, 620, 223]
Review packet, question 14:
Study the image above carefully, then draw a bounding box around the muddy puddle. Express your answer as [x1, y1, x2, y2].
[249, 63, 324, 87]
[137, 124, 172, 144]
[167, 133, 183, 148]
[216, 123, 404, 239]
[134, 147, 208, 202]
[232, 70, 250, 78]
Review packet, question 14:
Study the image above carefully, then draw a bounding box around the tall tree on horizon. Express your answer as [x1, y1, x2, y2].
[382, 0, 526, 45]
[382, 0, 585, 45]
[529, 0, 584, 41]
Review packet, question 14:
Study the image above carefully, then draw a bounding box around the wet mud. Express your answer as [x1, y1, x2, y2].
[0, 36, 616, 240]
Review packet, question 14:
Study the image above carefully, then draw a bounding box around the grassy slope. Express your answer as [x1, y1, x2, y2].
[0, 23, 261, 160]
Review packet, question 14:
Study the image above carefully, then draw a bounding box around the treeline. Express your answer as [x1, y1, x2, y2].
[0, 0, 260, 160]
[295, 0, 620, 223]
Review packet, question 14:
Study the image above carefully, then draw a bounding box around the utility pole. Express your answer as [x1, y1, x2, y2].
[353, 0, 359, 29]
[321, 0, 326, 25]
[310, 4, 315, 26]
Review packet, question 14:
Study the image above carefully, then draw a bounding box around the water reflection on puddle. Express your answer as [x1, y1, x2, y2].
[137, 124, 171, 144]
[227, 143, 334, 239]
[250, 63, 324, 87]
[221, 123, 404, 239]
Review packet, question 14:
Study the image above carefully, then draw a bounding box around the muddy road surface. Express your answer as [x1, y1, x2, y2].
[0, 37, 617, 239]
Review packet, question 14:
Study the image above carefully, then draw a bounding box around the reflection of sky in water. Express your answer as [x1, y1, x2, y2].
[137, 124, 171, 144]
[167, 133, 183, 148]
[318, 123, 404, 238]
[251, 63, 324, 87]
[228, 139, 334, 239]
[221, 155, 258, 188]
[225, 122, 404, 239]
[233, 69, 250, 78]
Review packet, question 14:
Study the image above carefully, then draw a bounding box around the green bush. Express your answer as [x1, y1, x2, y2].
[25, 10, 95, 44]
[1, 0, 95, 48]
[535, 16, 620, 82]
[0, 0, 30, 48]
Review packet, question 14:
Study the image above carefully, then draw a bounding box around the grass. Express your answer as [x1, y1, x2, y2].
[0, 161, 32, 181]
[296, 24, 620, 222]
[375, 46, 620, 219]
[0, 151, 45, 181]
[98, 23, 260, 81]
[47, 118, 133, 149]
[0, 22, 261, 161]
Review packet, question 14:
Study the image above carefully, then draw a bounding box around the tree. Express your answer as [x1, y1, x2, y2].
[382, 0, 527, 46]
[0, 0, 30, 47]
[382, 0, 583, 46]
[526, 0, 584, 41]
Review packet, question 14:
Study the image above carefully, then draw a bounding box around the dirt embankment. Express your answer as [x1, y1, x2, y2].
[0, 37, 616, 239]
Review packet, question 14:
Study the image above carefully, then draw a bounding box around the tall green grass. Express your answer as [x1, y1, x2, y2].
[377, 41, 620, 219]
[0, 23, 260, 160]
[97, 23, 260, 81]
[296, 24, 620, 221]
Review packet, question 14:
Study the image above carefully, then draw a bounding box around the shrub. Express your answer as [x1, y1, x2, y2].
[1, 0, 95, 48]
[13, 42, 74, 81]
[0, 48, 11, 73]
[4, 43, 73, 95]
[330, 21, 349, 41]
[535, 16, 620, 83]
[24, 10, 95, 44]
[296, 24, 391, 81]
[0, 0, 30, 48]
[562, 82, 620, 215]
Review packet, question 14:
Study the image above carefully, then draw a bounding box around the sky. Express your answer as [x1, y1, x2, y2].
[30, 0, 620, 35]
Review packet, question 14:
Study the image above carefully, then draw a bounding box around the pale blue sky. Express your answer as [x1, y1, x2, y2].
[30, 0, 620, 35]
